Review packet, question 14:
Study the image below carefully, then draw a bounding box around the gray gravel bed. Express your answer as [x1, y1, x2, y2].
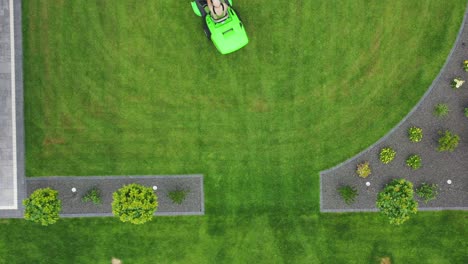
[27, 175, 204, 216]
[320, 9, 468, 212]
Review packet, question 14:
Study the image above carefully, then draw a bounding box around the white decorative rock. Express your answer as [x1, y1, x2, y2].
[71, 187, 77, 193]
[447, 180, 452, 185]
[365, 182, 371, 186]
[152, 185, 158, 190]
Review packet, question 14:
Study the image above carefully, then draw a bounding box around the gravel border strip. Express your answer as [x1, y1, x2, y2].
[26, 175, 205, 217]
[320, 6, 468, 212]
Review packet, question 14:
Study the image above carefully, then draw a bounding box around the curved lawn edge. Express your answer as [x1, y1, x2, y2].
[320, 5, 468, 212]
[321, 5, 468, 176]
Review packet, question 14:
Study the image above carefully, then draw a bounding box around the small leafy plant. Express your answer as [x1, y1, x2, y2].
[82, 187, 102, 205]
[356, 161, 371, 178]
[379, 147, 396, 164]
[437, 130, 460, 152]
[338, 185, 358, 205]
[408, 126, 423, 142]
[376, 179, 418, 225]
[168, 189, 189, 205]
[451, 78, 465, 89]
[433, 103, 449, 117]
[406, 155, 421, 170]
[415, 183, 438, 203]
[464, 60, 468, 71]
[464, 107, 468, 118]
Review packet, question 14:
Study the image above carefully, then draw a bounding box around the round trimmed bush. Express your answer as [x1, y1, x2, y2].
[379, 147, 396, 164]
[23, 188, 62, 226]
[112, 184, 158, 224]
[406, 155, 421, 170]
[376, 179, 418, 225]
[408, 126, 423, 143]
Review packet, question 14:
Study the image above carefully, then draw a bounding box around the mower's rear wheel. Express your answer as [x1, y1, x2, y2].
[235, 9, 243, 23]
[203, 20, 211, 39]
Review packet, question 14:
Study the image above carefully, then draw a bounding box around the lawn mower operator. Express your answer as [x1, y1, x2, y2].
[207, 0, 228, 19]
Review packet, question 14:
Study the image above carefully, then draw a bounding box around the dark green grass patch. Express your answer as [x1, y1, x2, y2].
[14, 0, 468, 262]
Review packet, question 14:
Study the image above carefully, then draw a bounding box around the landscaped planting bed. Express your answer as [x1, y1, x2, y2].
[320, 15, 468, 212]
[26, 175, 204, 216]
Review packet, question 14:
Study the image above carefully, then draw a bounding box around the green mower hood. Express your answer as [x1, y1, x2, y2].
[206, 8, 248, 54]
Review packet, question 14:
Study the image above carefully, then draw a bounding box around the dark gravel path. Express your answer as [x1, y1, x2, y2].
[27, 175, 204, 216]
[320, 9, 468, 212]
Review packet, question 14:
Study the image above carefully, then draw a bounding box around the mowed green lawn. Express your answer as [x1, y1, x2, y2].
[1, 0, 466, 263]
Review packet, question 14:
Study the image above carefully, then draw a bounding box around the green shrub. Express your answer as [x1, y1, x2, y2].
[464, 107, 468, 118]
[356, 161, 371, 178]
[23, 188, 62, 226]
[82, 187, 102, 205]
[464, 60, 468, 72]
[408, 126, 423, 142]
[112, 184, 158, 224]
[437, 130, 460, 152]
[376, 179, 418, 225]
[338, 185, 358, 205]
[415, 183, 438, 203]
[168, 189, 189, 205]
[451, 78, 465, 89]
[379, 147, 396, 164]
[433, 103, 449, 117]
[406, 155, 421, 170]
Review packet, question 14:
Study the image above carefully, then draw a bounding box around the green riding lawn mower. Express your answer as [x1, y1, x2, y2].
[190, 0, 249, 54]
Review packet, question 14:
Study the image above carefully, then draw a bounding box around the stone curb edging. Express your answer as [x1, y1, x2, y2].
[319, 5, 468, 212]
[59, 212, 205, 218]
[26, 174, 204, 180]
[14, 0, 26, 214]
[320, 207, 468, 213]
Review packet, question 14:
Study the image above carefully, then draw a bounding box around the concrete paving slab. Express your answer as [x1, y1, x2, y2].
[0, 0, 19, 212]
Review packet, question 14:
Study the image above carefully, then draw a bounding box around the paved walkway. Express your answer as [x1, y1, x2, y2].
[0, 0, 25, 214]
[320, 8, 468, 212]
